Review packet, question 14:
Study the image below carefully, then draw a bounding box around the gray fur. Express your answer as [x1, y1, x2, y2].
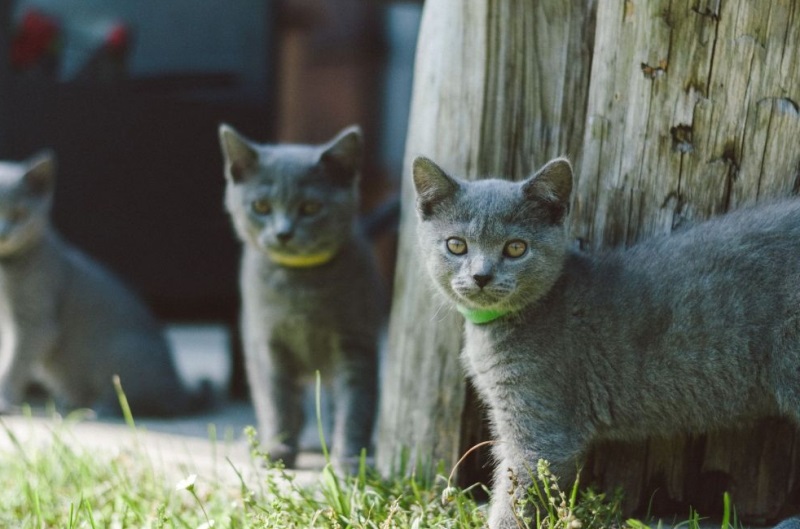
[220, 124, 384, 469]
[413, 156, 800, 529]
[774, 518, 800, 529]
[0, 152, 198, 416]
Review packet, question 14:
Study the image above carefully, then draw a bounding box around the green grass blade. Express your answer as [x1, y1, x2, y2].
[315, 370, 330, 464]
[113, 375, 136, 430]
[721, 492, 731, 529]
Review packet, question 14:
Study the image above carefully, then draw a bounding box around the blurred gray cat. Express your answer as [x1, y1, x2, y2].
[219, 124, 384, 469]
[0, 152, 202, 416]
[412, 156, 800, 529]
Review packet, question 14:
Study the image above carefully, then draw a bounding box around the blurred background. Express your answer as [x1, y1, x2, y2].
[0, 0, 422, 396]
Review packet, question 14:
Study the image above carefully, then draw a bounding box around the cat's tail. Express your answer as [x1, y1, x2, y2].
[774, 517, 800, 529]
[167, 378, 216, 417]
[361, 194, 400, 240]
[110, 377, 217, 418]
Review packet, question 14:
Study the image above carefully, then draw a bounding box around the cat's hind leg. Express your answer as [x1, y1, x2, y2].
[770, 311, 800, 424]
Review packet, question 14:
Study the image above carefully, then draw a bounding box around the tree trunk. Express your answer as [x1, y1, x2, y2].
[376, 0, 597, 478]
[573, 0, 800, 249]
[572, 0, 800, 522]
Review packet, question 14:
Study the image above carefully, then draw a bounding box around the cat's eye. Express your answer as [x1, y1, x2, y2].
[446, 237, 467, 255]
[252, 198, 272, 215]
[299, 201, 322, 216]
[504, 240, 527, 258]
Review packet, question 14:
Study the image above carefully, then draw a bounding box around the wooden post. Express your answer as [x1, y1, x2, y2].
[573, 0, 800, 249]
[571, 0, 800, 522]
[376, 0, 597, 477]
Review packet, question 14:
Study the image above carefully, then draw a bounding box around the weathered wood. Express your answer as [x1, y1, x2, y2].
[572, 0, 800, 249]
[573, 0, 800, 522]
[376, 0, 596, 476]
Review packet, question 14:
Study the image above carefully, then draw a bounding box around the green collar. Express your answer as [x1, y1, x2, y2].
[456, 305, 510, 325]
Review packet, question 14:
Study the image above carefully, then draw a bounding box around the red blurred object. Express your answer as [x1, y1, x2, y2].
[105, 23, 130, 57]
[10, 9, 61, 70]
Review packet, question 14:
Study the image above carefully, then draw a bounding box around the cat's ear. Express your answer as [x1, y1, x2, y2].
[412, 156, 460, 220]
[318, 125, 363, 186]
[521, 157, 573, 224]
[23, 150, 56, 195]
[219, 124, 259, 183]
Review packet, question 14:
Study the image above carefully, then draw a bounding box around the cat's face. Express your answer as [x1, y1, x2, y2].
[413, 157, 573, 314]
[0, 152, 55, 257]
[219, 125, 362, 265]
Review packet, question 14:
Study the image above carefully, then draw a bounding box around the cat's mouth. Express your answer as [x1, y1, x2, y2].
[453, 286, 509, 309]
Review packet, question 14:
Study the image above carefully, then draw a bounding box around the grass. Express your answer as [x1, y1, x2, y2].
[0, 412, 489, 528]
[0, 414, 749, 529]
[0, 380, 747, 528]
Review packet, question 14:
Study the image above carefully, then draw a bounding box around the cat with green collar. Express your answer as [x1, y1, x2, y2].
[220, 124, 384, 470]
[412, 156, 800, 528]
[0, 152, 203, 416]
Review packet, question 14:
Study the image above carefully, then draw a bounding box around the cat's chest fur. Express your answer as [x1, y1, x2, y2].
[240, 237, 382, 373]
[0, 234, 66, 323]
[243, 240, 372, 319]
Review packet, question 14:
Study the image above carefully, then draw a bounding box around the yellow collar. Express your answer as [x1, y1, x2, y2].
[267, 251, 336, 268]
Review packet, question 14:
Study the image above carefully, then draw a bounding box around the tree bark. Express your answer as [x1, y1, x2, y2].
[572, 0, 800, 523]
[572, 0, 800, 249]
[376, 0, 596, 477]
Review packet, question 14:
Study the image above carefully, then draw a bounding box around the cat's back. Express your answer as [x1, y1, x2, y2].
[620, 198, 800, 288]
[56, 232, 165, 341]
[565, 198, 800, 353]
[520, 198, 800, 362]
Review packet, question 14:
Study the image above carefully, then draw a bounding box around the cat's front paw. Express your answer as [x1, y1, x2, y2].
[264, 442, 298, 469]
[0, 387, 24, 414]
[488, 507, 523, 529]
[0, 398, 21, 415]
[488, 485, 527, 529]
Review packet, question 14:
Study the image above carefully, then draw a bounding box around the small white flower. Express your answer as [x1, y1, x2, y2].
[197, 521, 215, 529]
[176, 474, 198, 492]
[441, 486, 458, 505]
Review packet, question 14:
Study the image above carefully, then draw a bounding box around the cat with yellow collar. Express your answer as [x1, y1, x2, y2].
[219, 124, 385, 470]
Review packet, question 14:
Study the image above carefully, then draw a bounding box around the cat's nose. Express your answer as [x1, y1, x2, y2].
[276, 231, 293, 244]
[472, 274, 492, 288]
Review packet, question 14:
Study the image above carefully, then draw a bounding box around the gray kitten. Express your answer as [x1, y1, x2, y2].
[219, 124, 384, 469]
[412, 156, 800, 528]
[0, 152, 200, 416]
